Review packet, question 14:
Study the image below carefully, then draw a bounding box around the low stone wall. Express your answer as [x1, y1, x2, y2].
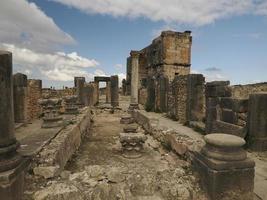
[33, 107, 92, 179]
[132, 110, 204, 159]
[231, 82, 267, 99]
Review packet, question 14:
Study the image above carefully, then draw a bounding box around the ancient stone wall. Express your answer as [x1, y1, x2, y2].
[186, 74, 205, 123]
[205, 81, 247, 138]
[42, 88, 76, 99]
[173, 75, 188, 124]
[27, 79, 42, 121]
[231, 82, 267, 98]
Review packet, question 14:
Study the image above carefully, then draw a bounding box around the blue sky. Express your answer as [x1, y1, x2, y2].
[0, 0, 267, 87]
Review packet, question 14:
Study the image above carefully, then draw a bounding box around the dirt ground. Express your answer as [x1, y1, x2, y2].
[22, 96, 206, 200]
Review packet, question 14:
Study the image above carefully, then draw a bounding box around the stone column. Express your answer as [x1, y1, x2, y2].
[110, 75, 119, 107]
[76, 77, 85, 105]
[247, 93, 267, 151]
[129, 51, 140, 110]
[122, 79, 126, 95]
[13, 73, 28, 123]
[0, 51, 28, 200]
[106, 81, 111, 103]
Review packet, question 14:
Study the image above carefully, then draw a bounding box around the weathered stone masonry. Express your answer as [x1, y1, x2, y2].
[13, 73, 28, 123]
[27, 79, 42, 121]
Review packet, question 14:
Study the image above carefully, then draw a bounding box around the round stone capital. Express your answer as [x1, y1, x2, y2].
[204, 133, 245, 148]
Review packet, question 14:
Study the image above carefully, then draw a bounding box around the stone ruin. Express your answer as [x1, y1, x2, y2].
[125, 30, 267, 199]
[119, 117, 147, 158]
[0, 30, 267, 200]
[38, 98, 64, 128]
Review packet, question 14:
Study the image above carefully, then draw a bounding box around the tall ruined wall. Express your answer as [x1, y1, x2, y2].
[231, 82, 267, 99]
[27, 79, 42, 121]
[144, 31, 192, 82]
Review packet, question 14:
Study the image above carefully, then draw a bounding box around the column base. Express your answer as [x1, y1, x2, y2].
[0, 158, 29, 200]
[192, 151, 255, 200]
[128, 103, 139, 113]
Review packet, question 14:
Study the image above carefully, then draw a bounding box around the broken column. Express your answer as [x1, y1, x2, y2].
[76, 77, 85, 105]
[129, 51, 140, 110]
[106, 81, 111, 103]
[0, 51, 28, 200]
[120, 124, 147, 158]
[120, 114, 135, 124]
[39, 98, 64, 128]
[193, 133, 255, 200]
[13, 73, 28, 123]
[122, 79, 126, 95]
[247, 93, 267, 151]
[64, 95, 79, 114]
[110, 75, 119, 107]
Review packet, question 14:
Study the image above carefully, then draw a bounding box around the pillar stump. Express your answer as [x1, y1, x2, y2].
[38, 99, 64, 128]
[64, 95, 79, 114]
[110, 76, 119, 107]
[192, 133, 255, 200]
[0, 51, 28, 200]
[13, 73, 28, 123]
[119, 125, 147, 159]
[247, 93, 267, 151]
[120, 114, 135, 124]
[106, 81, 111, 103]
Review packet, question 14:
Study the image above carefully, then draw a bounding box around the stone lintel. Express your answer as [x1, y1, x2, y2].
[94, 76, 111, 82]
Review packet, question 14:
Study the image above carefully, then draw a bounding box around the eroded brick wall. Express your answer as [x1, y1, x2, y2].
[27, 79, 42, 121]
[173, 75, 188, 124]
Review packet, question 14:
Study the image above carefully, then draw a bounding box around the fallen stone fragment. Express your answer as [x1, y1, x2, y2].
[33, 183, 83, 200]
[33, 165, 60, 179]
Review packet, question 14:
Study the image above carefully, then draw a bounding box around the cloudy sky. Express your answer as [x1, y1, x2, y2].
[0, 0, 267, 87]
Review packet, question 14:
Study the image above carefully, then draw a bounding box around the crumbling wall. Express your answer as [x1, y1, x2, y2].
[186, 74, 205, 123]
[205, 81, 247, 138]
[27, 79, 42, 121]
[231, 82, 267, 99]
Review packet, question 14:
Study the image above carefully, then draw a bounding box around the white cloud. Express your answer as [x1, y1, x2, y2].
[0, 0, 75, 52]
[1, 43, 99, 82]
[115, 64, 123, 70]
[191, 68, 228, 82]
[117, 73, 126, 87]
[94, 69, 107, 76]
[50, 0, 266, 26]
